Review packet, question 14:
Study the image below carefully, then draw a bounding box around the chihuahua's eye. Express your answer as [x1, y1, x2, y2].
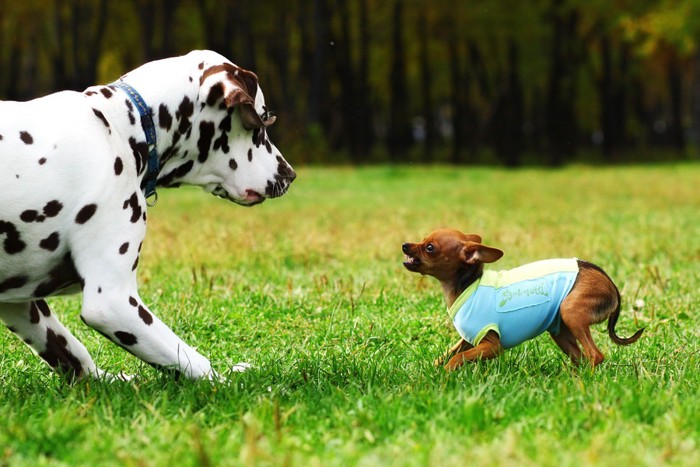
[426, 243, 435, 253]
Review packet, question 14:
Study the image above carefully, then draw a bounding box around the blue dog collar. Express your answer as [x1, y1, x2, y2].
[111, 81, 159, 204]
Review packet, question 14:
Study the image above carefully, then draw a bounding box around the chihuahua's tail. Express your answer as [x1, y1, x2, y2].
[608, 283, 644, 346]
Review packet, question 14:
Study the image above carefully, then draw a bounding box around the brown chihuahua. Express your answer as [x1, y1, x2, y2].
[402, 229, 643, 371]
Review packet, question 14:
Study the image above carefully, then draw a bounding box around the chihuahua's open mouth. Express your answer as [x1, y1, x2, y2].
[403, 254, 421, 271]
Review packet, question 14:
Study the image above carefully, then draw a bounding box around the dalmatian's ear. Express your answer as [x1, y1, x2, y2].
[200, 64, 275, 131]
[225, 87, 274, 131]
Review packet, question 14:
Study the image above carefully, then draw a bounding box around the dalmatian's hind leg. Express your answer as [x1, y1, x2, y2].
[0, 300, 123, 380]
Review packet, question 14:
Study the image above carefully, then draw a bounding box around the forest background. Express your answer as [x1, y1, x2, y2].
[1, 0, 699, 166]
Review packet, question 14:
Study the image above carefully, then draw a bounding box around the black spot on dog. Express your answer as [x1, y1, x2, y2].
[248, 148, 253, 162]
[100, 87, 113, 98]
[0, 276, 28, 293]
[40, 327, 84, 378]
[44, 201, 63, 217]
[138, 305, 153, 325]
[229, 159, 238, 170]
[125, 99, 136, 125]
[119, 242, 129, 254]
[36, 300, 52, 317]
[20, 210, 40, 223]
[75, 204, 97, 224]
[132, 256, 139, 271]
[29, 303, 41, 324]
[0, 220, 26, 254]
[158, 160, 194, 187]
[21, 202, 60, 223]
[197, 121, 216, 163]
[176, 96, 194, 135]
[39, 157, 47, 165]
[39, 232, 60, 251]
[206, 83, 225, 106]
[114, 157, 123, 175]
[129, 137, 148, 175]
[85, 90, 97, 96]
[213, 111, 232, 154]
[20, 131, 33, 144]
[159, 104, 173, 131]
[34, 253, 80, 297]
[129, 296, 138, 307]
[122, 192, 142, 223]
[115, 331, 137, 346]
[92, 108, 110, 129]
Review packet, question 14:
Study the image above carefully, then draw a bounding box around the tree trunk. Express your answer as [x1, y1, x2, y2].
[668, 53, 685, 152]
[600, 34, 631, 161]
[545, 0, 580, 166]
[418, 7, 435, 162]
[494, 39, 524, 167]
[308, 0, 330, 128]
[356, 0, 373, 158]
[694, 50, 700, 152]
[388, 0, 412, 160]
[332, 0, 358, 156]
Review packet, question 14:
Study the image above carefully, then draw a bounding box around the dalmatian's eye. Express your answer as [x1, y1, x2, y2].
[426, 243, 435, 253]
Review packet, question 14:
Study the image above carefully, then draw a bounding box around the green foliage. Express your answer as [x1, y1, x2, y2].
[1, 164, 699, 465]
[1, 1, 699, 163]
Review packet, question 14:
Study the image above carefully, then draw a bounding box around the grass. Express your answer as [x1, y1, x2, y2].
[1, 163, 699, 466]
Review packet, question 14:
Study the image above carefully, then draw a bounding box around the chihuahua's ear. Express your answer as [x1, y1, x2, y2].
[461, 242, 504, 265]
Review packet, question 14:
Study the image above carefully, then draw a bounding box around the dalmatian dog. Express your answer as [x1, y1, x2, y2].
[0, 50, 295, 380]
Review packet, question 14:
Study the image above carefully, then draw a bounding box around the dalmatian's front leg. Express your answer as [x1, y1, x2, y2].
[70, 191, 246, 379]
[80, 283, 218, 379]
[0, 300, 116, 380]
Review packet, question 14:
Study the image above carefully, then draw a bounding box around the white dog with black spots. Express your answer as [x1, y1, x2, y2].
[0, 50, 295, 380]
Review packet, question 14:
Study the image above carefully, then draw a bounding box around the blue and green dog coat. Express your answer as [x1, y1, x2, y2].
[448, 258, 580, 348]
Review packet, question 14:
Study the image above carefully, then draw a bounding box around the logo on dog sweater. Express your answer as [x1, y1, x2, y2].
[498, 283, 549, 307]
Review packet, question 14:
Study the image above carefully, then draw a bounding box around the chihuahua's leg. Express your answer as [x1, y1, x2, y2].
[560, 265, 617, 367]
[567, 324, 604, 367]
[444, 331, 502, 371]
[550, 323, 583, 365]
[435, 338, 473, 367]
[559, 301, 605, 367]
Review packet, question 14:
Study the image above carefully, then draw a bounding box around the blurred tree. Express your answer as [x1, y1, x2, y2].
[133, 0, 182, 62]
[417, 4, 436, 162]
[387, 0, 412, 160]
[0, 0, 697, 164]
[545, 0, 582, 166]
[49, 0, 109, 90]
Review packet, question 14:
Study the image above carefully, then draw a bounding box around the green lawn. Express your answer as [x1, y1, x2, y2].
[1, 164, 699, 466]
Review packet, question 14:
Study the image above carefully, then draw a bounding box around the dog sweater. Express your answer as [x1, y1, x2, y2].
[448, 258, 579, 349]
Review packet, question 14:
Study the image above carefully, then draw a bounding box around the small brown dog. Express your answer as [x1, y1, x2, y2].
[402, 229, 643, 371]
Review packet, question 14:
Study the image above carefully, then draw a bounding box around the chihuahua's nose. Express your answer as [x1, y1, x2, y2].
[402, 243, 410, 253]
